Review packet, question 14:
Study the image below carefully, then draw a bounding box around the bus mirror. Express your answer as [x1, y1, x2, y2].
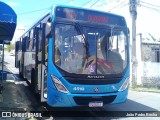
[45, 22, 51, 38]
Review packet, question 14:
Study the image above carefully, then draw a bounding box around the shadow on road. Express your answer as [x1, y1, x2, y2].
[103, 99, 158, 111]
[0, 78, 159, 120]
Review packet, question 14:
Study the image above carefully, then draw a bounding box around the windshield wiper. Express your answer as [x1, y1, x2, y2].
[75, 22, 89, 50]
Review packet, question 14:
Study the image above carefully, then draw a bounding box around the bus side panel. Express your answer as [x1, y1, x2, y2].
[19, 38, 26, 78]
[15, 41, 20, 68]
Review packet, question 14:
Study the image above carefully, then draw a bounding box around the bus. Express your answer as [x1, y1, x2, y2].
[15, 5, 130, 107]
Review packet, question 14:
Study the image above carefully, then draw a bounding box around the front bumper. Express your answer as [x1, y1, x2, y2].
[47, 87, 128, 107]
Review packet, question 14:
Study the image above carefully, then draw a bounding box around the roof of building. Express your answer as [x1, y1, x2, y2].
[142, 40, 160, 45]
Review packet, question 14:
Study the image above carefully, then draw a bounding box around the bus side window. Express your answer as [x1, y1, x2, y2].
[32, 28, 36, 51]
[45, 19, 51, 67]
[28, 29, 34, 51]
[26, 32, 30, 51]
[38, 29, 42, 62]
[108, 34, 123, 73]
[45, 38, 48, 64]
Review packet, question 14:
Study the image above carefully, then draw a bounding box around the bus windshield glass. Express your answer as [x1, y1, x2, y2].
[54, 23, 128, 75]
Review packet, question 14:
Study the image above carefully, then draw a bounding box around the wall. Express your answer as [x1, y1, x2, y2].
[141, 61, 160, 87]
[140, 41, 160, 87]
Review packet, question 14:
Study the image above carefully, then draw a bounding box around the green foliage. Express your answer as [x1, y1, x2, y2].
[5, 43, 15, 52]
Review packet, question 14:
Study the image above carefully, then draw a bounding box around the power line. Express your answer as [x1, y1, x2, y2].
[140, 1, 160, 8]
[97, 0, 120, 7]
[64, 0, 73, 4]
[80, 0, 92, 7]
[140, 4, 160, 13]
[90, 0, 100, 8]
[17, 7, 50, 15]
[17, 0, 73, 15]
[97, 2, 107, 7]
[108, 0, 127, 12]
[119, 3, 128, 8]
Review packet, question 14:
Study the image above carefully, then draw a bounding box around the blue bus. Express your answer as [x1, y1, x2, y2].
[15, 5, 130, 107]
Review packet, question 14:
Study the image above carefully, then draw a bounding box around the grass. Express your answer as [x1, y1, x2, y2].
[129, 85, 160, 93]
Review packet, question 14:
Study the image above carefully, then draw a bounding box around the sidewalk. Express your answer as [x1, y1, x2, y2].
[0, 64, 40, 113]
[0, 62, 15, 80]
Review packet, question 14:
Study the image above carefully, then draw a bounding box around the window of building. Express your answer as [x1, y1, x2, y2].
[152, 48, 160, 62]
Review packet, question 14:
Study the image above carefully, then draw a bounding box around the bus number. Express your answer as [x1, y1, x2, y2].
[73, 87, 84, 91]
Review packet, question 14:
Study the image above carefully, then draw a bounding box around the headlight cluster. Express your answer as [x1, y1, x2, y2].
[118, 77, 130, 92]
[51, 75, 69, 93]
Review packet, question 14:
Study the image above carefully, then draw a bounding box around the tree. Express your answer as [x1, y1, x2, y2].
[5, 43, 15, 52]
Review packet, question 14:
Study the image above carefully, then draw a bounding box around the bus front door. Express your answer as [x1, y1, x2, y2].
[40, 23, 49, 102]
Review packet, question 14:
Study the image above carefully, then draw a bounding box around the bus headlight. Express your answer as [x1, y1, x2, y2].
[51, 75, 69, 93]
[118, 77, 130, 92]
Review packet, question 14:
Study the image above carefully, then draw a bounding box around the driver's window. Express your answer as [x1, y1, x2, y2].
[55, 24, 86, 73]
[110, 30, 126, 61]
[109, 30, 127, 71]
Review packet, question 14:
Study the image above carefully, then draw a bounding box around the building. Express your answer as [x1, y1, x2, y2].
[137, 38, 160, 88]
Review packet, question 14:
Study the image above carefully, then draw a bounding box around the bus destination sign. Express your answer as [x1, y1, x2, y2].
[55, 6, 109, 23]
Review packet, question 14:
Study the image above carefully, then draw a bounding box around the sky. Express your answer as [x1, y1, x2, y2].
[1, 0, 160, 42]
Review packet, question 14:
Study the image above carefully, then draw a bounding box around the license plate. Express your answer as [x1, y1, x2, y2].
[89, 101, 103, 107]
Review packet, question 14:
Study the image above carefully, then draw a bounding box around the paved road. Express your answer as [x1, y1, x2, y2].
[53, 91, 160, 120]
[104, 90, 160, 111]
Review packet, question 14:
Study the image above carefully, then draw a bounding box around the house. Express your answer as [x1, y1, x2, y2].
[138, 40, 160, 88]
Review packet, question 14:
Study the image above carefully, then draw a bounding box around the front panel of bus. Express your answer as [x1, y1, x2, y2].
[47, 6, 130, 107]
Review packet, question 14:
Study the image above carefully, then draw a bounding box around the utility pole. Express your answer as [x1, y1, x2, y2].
[129, 0, 138, 87]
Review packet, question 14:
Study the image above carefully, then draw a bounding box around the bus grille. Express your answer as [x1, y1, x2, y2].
[73, 95, 116, 105]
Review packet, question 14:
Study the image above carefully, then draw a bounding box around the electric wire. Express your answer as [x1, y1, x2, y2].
[17, 7, 50, 15]
[141, 1, 160, 8]
[96, 0, 121, 7]
[140, 3, 160, 13]
[90, 0, 100, 8]
[80, 0, 92, 7]
[108, 0, 127, 12]
[17, 0, 73, 15]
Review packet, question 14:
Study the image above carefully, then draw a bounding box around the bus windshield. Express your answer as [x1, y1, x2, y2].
[54, 23, 128, 75]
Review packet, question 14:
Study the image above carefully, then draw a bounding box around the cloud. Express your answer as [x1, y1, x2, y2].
[7, 2, 19, 7]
